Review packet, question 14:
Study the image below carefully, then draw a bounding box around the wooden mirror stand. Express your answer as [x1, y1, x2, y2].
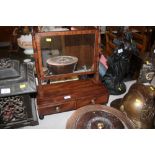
[33, 29, 109, 119]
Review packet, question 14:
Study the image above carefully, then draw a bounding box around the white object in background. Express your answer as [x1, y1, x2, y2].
[100, 26, 106, 34]
[64, 95, 71, 100]
[23, 49, 34, 55]
[23, 59, 31, 63]
[17, 34, 34, 55]
[118, 48, 123, 53]
[1, 88, 11, 94]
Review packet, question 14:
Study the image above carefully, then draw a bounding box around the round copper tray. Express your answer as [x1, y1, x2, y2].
[66, 105, 134, 129]
[47, 56, 78, 66]
[46, 56, 78, 74]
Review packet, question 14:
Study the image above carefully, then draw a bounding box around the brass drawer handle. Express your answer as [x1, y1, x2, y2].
[91, 99, 96, 104]
[97, 122, 104, 129]
[55, 106, 60, 112]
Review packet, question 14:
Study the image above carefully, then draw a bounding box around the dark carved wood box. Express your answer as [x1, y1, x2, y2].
[33, 29, 109, 119]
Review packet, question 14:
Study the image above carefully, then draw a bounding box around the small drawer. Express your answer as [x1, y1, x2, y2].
[76, 95, 107, 109]
[38, 101, 76, 115]
[76, 96, 96, 108]
[51, 101, 76, 114]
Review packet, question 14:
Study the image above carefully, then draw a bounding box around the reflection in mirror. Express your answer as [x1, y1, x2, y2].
[40, 34, 95, 76]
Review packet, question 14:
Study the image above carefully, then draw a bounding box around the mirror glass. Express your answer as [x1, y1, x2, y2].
[40, 33, 95, 76]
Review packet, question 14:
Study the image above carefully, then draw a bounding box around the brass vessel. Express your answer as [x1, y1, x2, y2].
[111, 83, 155, 129]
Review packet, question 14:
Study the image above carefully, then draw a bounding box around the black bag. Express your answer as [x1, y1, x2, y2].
[102, 47, 129, 95]
[102, 28, 141, 95]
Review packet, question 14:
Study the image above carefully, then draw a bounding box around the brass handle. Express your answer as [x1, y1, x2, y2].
[120, 105, 124, 112]
[55, 106, 60, 112]
[91, 99, 96, 104]
[97, 122, 104, 129]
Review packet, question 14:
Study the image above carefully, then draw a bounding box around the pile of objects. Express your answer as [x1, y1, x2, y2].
[1, 27, 154, 129]
[100, 28, 155, 129]
[138, 40, 155, 83]
[102, 27, 142, 95]
[0, 58, 38, 128]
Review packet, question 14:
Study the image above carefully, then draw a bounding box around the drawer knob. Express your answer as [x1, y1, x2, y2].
[91, 99, 95, 104]
[97, 122, 104, 129]
[56, 106, 60, 112]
